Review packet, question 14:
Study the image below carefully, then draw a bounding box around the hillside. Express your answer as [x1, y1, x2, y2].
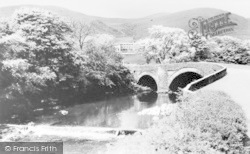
[120, 8, 250, 40]
[0, 6, 249, 40]
[0, 5, 127, 37]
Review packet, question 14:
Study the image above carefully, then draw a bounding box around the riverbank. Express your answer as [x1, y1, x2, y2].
[106, 90, 248, 154]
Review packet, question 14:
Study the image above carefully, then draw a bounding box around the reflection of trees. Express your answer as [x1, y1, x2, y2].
[50, 96, 135, 127]
[0, 101, 34, 124]
[37, 93, 171, 128]
[136, 92, 158, 106]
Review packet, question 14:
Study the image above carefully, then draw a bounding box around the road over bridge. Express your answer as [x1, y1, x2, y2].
[125, 62, 225, 93]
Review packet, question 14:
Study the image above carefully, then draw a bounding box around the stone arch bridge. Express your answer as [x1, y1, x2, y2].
[125, 62, 224, 93]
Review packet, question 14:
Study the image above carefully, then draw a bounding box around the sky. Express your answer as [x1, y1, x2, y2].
[0, 0, 249, 18]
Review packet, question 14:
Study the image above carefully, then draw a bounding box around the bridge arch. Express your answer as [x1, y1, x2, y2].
[137, 73, 158, 91]
[168, 68, 204, 92]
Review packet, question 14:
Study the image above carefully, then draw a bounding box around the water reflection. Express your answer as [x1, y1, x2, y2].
[37, 92, 171, 129]
[0, 101, 35, 124]
[136, 92, 158, 106]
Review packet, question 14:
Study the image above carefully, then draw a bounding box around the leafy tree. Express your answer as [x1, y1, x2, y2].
[0, 8, 75, 96]
[208, 36, 250, 64]
[137, 25, 195, 63]
[71, 34, 134, 98]
[0, 8, 136, 122]
[190, 34, 211, 61]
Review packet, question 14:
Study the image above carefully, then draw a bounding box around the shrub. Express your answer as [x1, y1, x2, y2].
[106, 90, 247, 154]
[190, 34, 212, 61]
[208, 36, 250, 64]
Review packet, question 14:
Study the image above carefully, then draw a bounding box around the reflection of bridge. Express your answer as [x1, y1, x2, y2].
[126, 62, 225, 93]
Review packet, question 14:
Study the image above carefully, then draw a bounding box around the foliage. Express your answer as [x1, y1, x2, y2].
[85, 34, 115, 50]
[137, 25, 195, 64]
[0, 8, 135, 98]
[106, 90, 247, 154]
[137, 25, 250, 64]
[70, 41, 134, 98]
[190, 34, 212, 61]
[70, 21, 95, 50]
[0, 8, 73, 97]
[208, 36, 250, 64]
[0, 8, 136, 122]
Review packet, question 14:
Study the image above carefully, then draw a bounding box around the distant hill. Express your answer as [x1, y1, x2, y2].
[0, 5, 128, 37]
[0, 6, 249, 40]
[120, 8, 250, 40]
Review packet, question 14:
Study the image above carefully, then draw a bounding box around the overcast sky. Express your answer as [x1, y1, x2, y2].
[0, 0, 249, 18]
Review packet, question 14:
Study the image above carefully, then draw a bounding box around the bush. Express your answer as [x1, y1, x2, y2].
[190, 34, 212, 61]
[106, 90, 247, 154]
[208, 36, 250, 64]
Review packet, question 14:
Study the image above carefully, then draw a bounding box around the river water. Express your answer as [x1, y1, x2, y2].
[0, 92, 172, 154]
[35, 92, 171, 129]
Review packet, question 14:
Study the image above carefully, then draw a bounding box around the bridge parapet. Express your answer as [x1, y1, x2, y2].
[125, 62, 222, 76]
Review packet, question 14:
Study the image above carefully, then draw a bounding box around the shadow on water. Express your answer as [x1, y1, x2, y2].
[34, 91, 171, 129]
[0, 101, 34, 124]
[0, 91, 173, 129]
[136, 91, 158, 106]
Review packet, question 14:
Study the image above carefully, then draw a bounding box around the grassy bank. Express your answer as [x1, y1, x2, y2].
[106, 90, 248, 154]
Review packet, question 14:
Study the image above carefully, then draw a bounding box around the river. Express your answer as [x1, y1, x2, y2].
[33, 63, 250, 131]
[0, 92, 172, 154]
[0, 92, 171, 129]
[34, 92, 171, 129]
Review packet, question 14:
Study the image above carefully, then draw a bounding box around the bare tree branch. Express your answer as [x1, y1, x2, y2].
[70, 21, 95, 50]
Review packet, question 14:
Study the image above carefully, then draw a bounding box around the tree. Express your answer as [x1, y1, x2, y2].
[208, 36, 250, 64]
[190, 34, 211, 61]
[0, 7, 74, 95]
[137, 25, 194, 63]
[0, 8, 79, 123]
[71, 21, 95, 50]
[0, 8, 136, 123]
[72, 33, 134, 97]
